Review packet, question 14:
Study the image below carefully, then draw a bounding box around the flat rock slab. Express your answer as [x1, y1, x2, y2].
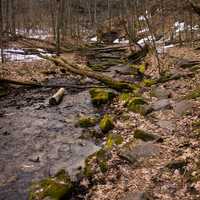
[119, 142, 161, 163]
[172, 100, 194, 115]
[151, 99, 171, 111]
[152, 86, 171, 99]
[120, 191, 152, 200]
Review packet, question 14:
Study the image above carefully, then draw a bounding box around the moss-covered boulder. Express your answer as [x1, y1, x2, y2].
[89, 88, 116, 107]
[29, 170, 72, 200]
[127, 97, 147, 114]
[78, 116, 97, 128]
[99, 114, 114, 133]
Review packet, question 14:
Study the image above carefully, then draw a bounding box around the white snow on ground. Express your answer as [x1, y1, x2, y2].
[90, 36, 98, 42]
[139, 16, 145, 21]
[157, 44, 175, 53]
[113, 38, 129, 44]
[1, 48, 53, 62]
[174, 21, 185, 32]
[137, 36, 155, 46]
[138, 28, 149, 34]
[16, 29, 51, 40]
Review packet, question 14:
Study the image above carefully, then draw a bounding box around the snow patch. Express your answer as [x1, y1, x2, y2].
[1, 48, 53, 62]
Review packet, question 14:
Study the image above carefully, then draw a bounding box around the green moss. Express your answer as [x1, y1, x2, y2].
[139, 64, 145, 74]
[143, 79, 156, 87]
[127, 97, 147, 113]
[29, 170, 72, 200]
[99, 114, 114, 133]
[78, 116, 97, 128]
[84, 155, 94, 178]
[89, 88, 116, 107]
[99, 160, 108, 173]
[192, 120, 200, 128]
[105, 133, 123, 149]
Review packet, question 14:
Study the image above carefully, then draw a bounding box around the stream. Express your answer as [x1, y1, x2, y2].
[0, 78, 100, 200]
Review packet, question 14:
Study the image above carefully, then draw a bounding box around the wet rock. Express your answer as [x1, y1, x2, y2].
[29, 169, 72, 200]
[151, 86, 171, 99]
[78, 115, 97, 128]
[119, 142, 160, 164]
[120, 191, 153, 200]
[89, 88, 116, 107]
[172, 100, 193, 115]
[99, 114, 114, 133]
[151, 99, 171, 111]
[134, 129, 163, 142]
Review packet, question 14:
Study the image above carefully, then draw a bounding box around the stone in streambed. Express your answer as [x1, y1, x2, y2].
[78, 115, 97, 128]
[89, 88, 116, 107]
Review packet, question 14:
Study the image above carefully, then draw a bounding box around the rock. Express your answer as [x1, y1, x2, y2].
[172, 100, 193, 115]
[151, 86, 171, 99]
[151, 99, 171, 111]
[120, 191, 152, 200]
[157, 120, 176, 131]
[166, 159, 187, 172]
[134, 129, 162, 142]
[119, 142, 160, 164]
[89, 88, 116, 107]
[29, 169, 72, 200]
[78, 115, 97, 128]
[99, 114, 114, 133]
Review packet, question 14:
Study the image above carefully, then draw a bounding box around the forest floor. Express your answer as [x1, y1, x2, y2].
[0, 41, 200, 200]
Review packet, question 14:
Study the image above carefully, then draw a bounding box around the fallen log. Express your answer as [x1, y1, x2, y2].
[49, 88, 65, 105]
[40, 55, 133, 91]
[0, 78, 107, 89]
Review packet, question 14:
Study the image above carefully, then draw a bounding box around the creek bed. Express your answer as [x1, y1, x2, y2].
[0, 78, 100, 200]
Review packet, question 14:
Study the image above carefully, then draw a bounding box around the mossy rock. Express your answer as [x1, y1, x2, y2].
[78, 116, 97, 128]
[89, 88, 116, 107]
[134, 129, 162, 142]
[29, 170, 72, 200]
[99, 114, 114, 133]
[127, 97, 147, 114]
[105, 133, 123, 149]
[139, 64, 146, 74]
